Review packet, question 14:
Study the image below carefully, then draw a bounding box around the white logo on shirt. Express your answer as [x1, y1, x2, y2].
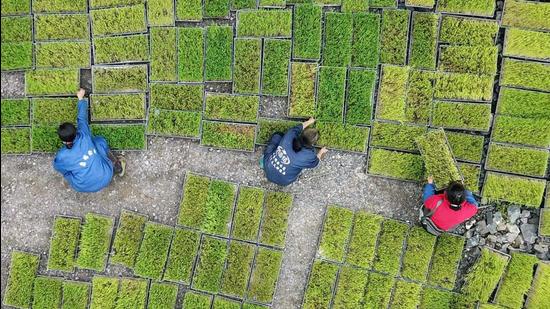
[79, 162, 86, 167]
[78, 148, 96, 168]
[270, 146, 290, 175]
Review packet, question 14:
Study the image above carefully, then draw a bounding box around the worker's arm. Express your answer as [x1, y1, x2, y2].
[302, 117, 315, 129]
[422, 176, 436, 203]
[317, 147, 328, 160]
[75, 89, 91, 136]
[465, 190, 479, 207]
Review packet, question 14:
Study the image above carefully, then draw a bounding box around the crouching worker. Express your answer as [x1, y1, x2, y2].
[53, 89, 126, 193]
[261, 117, 328, 186]
[420, 176, 478, 235]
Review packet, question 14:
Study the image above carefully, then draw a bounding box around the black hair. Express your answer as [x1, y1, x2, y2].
[446, 181, 466, 209]
[58, 122, 76, 146]
[292, 128, 319, 152]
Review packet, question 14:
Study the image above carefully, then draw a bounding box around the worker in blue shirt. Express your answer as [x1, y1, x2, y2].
[53, 89, 125, 192]
[261, 117, 328, 186]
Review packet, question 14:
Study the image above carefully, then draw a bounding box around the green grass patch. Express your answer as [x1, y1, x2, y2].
[497, 87, 550, 120]
[147, 282, 178, 309]
[31, 125, 61, 153]
[409, 12, 437, 69]
[148, 109, 201, 138]
[35, 41, 90, 68]
[259, 191, 292, 247]
[205, 0, 229, 18]
[150, 27, 177, 81]
[205, 93, 259, 122]
[363, 272, 395, 308]
[1, 127, 31, 154]
[390, 280, 422, 309]
[178, 27, 204, 82]
[438, 0, 495, 16]
[192, 236, 228, 293]
[33, 0, 86, 13]
[502, 0, 550, 31]
[164, 228, 200, 283]
[93, 65, 147, 93]
[237, 9, 292, 37]
[256, 118, 300, 145]
[370, 0, 396, 7]
[316, 122, 369, 153]
[482, 172, 546, 208]
[541, 209, 550, 236]
[431, 101, 492, 131]
[148, 0, 174, 26]
[289, 62, 317, 117]
[492, 115, 550, 148]
[486, 143, 548, 177]
[1, 42, 33, 71]
[318, 205, 354, 262]
[183, 291, 212, 308]
[446, 131, 484, 163]
[34, 14, 89, 41]
[233, 38, 261, 94]
[90, 276, 119, 309]
[31, 98, 76, 126]
[110, 210, 147, 269]
[370, 121, 427, 152]
[2, 16, 32, 42]
[262, 39, 291, 96]
[316, 66, 346, 122]
[495, 252, 538, 308]
[220, 241, 255, 297]
[405, 70, 434, 124]
[76, 214, 114, 272]
[322, 12, 353, 67]
[91, 94, 145, 121]
[419, 287, 456, 309]
[376, 65, 409, 122]
[134, 222, 173, 280]
[372, 219, 408, 275]
[3, 251, 39, 308]
[91, 124, 146, 150]
[48, 216, 80, 272]
[26, 69, 79, 96]
[504, 28, 550, 61]
[176, 0, 202, 20]
[501, 58, 550, 92]
[427, 234, 464, 289]
[202, 179, 236, 236]
[302, 259, 339, 309]
[93, 34, 149, 64]
[202, 121, 256, 151]
[62, 281, 90, 309]
[206, 26, 233, 81]
[368, 148, 424, 181]
[380, 9, 409, 65]
[1, 0, 30, 15]
[346, 69, 375, 125]
[401, 226, 436, 282]
[439, 46, 498, 75]
[150, 83, 203, 111]
[459, 163, 481, 194]
[1, 98, 29, 126]
[116, 278, 147, 309]
[91, 4, 146, 36]
[178, 173, 210, 228]
[293, 4, 322, 60]
[32, 277, 63, 309]
[346, 211, 382, 268]
[332, 266, 369, 308]
[232, 187, 264, 241]
[439, 15, 498, 46]
[434, 72, 494, 101]
[526, 262, 550, 309]
[351, 12, 380, 68]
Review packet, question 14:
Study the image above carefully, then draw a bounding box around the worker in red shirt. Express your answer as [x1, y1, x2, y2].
[421, 176, 478, 234]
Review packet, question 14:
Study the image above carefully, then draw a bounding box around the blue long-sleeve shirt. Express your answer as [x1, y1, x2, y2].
[422, 183, 478, 206]
[53, 99, 114, 192]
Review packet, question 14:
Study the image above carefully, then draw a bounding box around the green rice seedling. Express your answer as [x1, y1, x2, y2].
[237, 9, 292, 37]
[289, 62, 317, 117]
[3, 251, 39, 308]
[315, 122, 369, 152]
[93, 34, 149, 64]
[501, 58, 550, 92]
[390, 280, 422, 309]
[89, 0, 144, 8]
[205, 0, 229, 18]
[419, 287, 456, 309]
[176, 0, 202, 20]
[405, 70, 434, 124]
[409, 12, 437, 69]
[178, 27, 204, 82]
[332, 266, 369, 308]
[437, 0, 495, 16]
[302, 259, 339, 309]
[93, 65, 147, 93]
[504, 28, 550, 61]
[242, 303, 269, 309]
[342, 0, 368, 12]
[486, 143, 548, 177]
[351, 12, 380, 68]
[183, 291, 212, 308]
[315, 0, 340, 4]
[293, 4, 322, 60]
[439, 15, 498, 46]
[26, 69, 79, 96]
[318, 205, 353, 262]
[233, 38, 261, 94]
[368, 148, 424, 181]
[91, 4, 146, 36]
[231, 0, 256, 9]
[90, 276, 119, 309]
[32, 98, 76, 125]
[1, 0, 30, 15]
[134, 222, 173, 280]
[262, 39, 291, 96]
[1, 42, 33, 71]
[150, 83, 203, 111]
[147, 282, 178, 309]
[147, 109, 202, 138]
[35, 41, 90, 68]
[31, 125, 61, 152]
[206, 26, 233, 81]
[76, 213, 114, 271]
[446, 131, 484, 163]
[2, 16, 32, 42]
[150, 27, 177, 81]
[497, 87, 550, 120]
[346, 211, 383, 268]
[203, 179, 236, 236]
[32, 277, 63, 309]
[346, 69, 375, 125]
[91, 94, 145, 121]
[164, 228, 200, 283]
[91, 124, 146, 150]
[256, 118, 300, 144]
[33, 0, 86, 13]
[541, 209, 550, 236]
[192, 236, 228, 293]
[148, 0, 174, 26]
[431, 101, 492, 132]
[380, 9, 409, 65]
[259, 191, 293, 247]
[370, 121, 427, 152]
[482, 172, 545, 208]
[220, 241, 255, 297]
[316, 66, 346, 122]
[363, 272, 395, 308]
[116, 278, 147, 309]
[502, 0, 550, 31]
[434, 72, 494, 101]
[62, 281, 90, 309]
[495, 252, 538, 308]
[322, 12, 353, 66]
[1, 127, 31, 154]
[458, 163, 480, 194]
[1, 98, 29, 126]
[178, 173, 210, 227]
[492, 115, 550, 148]
[232, 187, 264, 241]
[47, 217, 80, 272]
[439, 46, 498, 75]
[259, 0, 285, 6]
[34, 14, 89, 41]
[110, 210, 147, 269]
[370, 0, 396, 7]
[526, 262, 550, 308]
[213, 297, 241, 309]
[427, 233, 465, 289]
[405, 0, 434, 7]
[376, 65, 409, 122]
[372, 219, 409, 275]
[401, 226, 436, 282]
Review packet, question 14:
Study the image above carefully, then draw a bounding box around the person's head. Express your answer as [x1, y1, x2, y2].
[58, 122, 76, 147]
[446, 181, 466, 209]
[293, 128, 320, 151]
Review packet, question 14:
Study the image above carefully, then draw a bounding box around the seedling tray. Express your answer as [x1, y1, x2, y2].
[426, 233, 465, 291]
[437, 14, 499, 46]
[61, 280, 91, 309]
[91, 33, 150, 65]
[204, 92, 260, 124]
[91, 64, 149, 94]
[344, 67, 377, 126]
[368, 119, 427, 154]
[76, 212, 115, 272]
[493, 251, 538, 308]
[90, 123, 148, 152]
[366, 148, 425, 183]
[483, 142, 549, 179]
[90, 4, 148, 38]
[163, 226, 201, 285]
[33, 41, 92, 69]
[145, 108, 203, 140]
[133, 221, 174, 280]
[429, 101, 493, 133]
[502, 28, 550, 63]
[235, 9, 293, 39]
[232, 37, 263, 95]
[257, 191, 293, 249]
[524, 261, 550, 309]
[498, 57, 550, 93]
[315, 205, 354, 263]
[90, 276, 120, 309]
[538, 208, 550, 240]
[229, 186, 266, 243]
[435, 0, 496, 18]
[46, 214, 82, 273]
[200, 121, 258, 153]
[191, 234, 230, 293]
[375, 64, 410, 122]
[300, 258, 340, 309]
[109, 209, 148, 269]
[404, 0, 436, 9]
[204, 25, 235, 82]
[32, 0, 88, 14]
[261, 38, 291, 96]
[90, 93, 147, 122]
[2, 250, 41, 309]
[287, 61, 319, 119]
[245, 245, 284, 305]
[1, 126, 32, 156]
[380, 9, 411, 66]
[25, 68, 80, 97]
[33, 13, 90, 42]
[481, 171, 547, 208]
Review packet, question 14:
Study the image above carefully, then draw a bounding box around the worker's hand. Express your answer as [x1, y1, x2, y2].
[303, 117, 316, 128]
[318, 147, 328, 159]
[77, 88, 86, 100]
[427, 176, 434, 184]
